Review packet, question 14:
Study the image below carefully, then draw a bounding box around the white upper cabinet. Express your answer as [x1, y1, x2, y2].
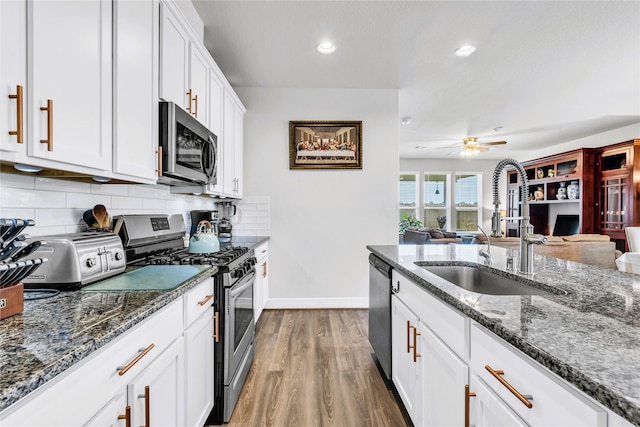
[159, 2, 189, 109]
[1, 0, 27, 154]
[112, 0, 158, 183]
[188, 44, 209, 127]
[27, 0, 112, 170]
[222, 90, 244, 198]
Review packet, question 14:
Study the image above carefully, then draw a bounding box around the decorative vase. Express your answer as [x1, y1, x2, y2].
[567, 181, 579, 200]
[556, 182, 567, 200]
[437, 219, 446, 229]
[534, 187, 544, 201]
[537, 169, 544, 179]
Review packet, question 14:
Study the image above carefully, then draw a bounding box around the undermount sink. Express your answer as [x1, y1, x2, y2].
[419, 264, 565, 296]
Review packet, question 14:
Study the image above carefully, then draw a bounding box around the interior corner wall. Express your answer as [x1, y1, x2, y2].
[236, 87, 398, 307]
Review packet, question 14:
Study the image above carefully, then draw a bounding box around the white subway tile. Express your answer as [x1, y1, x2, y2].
[90, 183, 129, 196]
[35, 177, 91, 193]
[0, 208, 36, 220]
[35, 208, 85, 227]
[1, 187, 66, 208]
[28, 225, 67, 236]
[66, 193, 112, 209]
[0, 172, 35, 189]
[112, 196, 144, 209]
[142, 198, 166, 209]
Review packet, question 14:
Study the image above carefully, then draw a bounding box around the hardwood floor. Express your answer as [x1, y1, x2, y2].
[210, 309, 408, 427]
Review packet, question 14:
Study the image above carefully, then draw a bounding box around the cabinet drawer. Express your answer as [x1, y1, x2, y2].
[255, 241, 268, 260]
[471, 323, 606, 427]
[392, 270, 468, 360]
[1, 299, 183, 426]
[184, 277, 214, 328]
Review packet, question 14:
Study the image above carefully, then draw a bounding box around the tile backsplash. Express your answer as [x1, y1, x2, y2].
[0, 172, 269, 237]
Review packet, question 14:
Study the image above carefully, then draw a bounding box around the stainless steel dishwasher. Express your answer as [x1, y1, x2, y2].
[368, 253, 393, 381]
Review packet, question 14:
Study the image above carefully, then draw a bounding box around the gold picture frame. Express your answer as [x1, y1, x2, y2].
[289, 121, 362, 169]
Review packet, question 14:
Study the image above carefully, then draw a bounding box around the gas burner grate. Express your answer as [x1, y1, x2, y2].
[138, 246, 250, 266]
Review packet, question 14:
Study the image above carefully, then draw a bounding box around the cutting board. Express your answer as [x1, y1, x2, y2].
[82, 265, 212, 292]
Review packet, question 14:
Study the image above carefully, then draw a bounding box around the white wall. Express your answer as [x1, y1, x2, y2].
[237, 87, 398, 308]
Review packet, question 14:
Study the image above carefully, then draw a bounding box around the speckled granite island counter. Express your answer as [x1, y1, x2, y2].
[368, 243, 640, 426]
[0, 265, 217, 412]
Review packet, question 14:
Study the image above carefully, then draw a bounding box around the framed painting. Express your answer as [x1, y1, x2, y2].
[289, 121, 362, 169]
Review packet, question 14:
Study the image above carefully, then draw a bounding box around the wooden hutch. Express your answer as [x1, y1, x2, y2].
[506, 139, 639, 251]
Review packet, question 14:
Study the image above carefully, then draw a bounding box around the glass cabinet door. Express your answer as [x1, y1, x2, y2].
[600, 177, 627, 230]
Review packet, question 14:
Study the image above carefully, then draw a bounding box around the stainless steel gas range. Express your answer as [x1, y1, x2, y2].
[117, 214, 256, 424]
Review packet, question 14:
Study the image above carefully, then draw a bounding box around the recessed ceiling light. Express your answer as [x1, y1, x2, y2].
[493, 126, 504, 132]
[454, 45, 476, 57]
[316, 42, 336, 54]
[401, 117, 412, 125]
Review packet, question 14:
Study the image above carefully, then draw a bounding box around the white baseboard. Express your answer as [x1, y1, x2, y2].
[264, 297, 368, 309]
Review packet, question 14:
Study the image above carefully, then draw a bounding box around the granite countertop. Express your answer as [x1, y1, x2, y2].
[367, 243, 640, 426]
[0, 235, 270, 413]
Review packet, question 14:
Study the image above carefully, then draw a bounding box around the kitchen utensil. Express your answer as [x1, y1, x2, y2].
[83, 205, 111, 229]
[0, 218, 34, 247]
[188, 220, 220, 253]
[0, 258, 47, 288]
[8, 240, 44, 263]
[0, 240, 27, 262]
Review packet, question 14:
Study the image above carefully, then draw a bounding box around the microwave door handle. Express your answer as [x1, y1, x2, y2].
[210, 135, 218, 183]
[201, 140, 215, 183]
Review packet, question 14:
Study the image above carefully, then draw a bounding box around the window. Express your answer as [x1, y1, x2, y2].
[399, 173, 418, 222]
[398, 171, 482, 232]
[455, 174, 481, 229]
[424, 174, 448, 228]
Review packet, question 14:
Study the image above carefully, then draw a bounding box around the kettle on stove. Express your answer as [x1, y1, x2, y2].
[188, 220, 220, 253]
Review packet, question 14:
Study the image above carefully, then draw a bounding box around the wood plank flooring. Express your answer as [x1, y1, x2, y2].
[210, 309, 408, 427]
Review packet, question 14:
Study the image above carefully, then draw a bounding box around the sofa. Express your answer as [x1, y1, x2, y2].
[402, 229, 620, 269]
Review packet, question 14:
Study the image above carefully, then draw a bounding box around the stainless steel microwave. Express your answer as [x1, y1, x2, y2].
[159, 101, 218, 185]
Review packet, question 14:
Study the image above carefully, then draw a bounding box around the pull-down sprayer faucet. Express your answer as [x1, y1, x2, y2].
[491, 159, 547, 275]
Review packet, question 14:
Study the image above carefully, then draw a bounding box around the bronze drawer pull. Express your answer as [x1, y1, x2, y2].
[137, 385, 150, 427]
[485, 365, 533, 408]
[117, 405, 131, 427]
[214, 311, 220, 342]
[465, 384, 476, 427]
[40, 99, 53, 151]
[117, 344, 155, 376]
[198, 293, 214, 306]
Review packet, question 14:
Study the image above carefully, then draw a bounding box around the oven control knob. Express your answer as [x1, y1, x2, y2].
[86, 258, 97, 268]
[114, 252, 123, 261]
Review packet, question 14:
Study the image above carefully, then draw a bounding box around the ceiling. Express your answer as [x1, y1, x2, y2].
[191, 1, 640, 159]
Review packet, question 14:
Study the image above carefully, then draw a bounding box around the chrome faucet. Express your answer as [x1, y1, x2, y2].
[491, 159, 547, 275]
[467, 223, 492, 265]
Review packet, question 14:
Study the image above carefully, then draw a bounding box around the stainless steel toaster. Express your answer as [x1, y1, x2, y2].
[21, 232, 126, 290]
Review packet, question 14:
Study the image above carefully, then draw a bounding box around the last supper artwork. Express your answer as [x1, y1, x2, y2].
[289, 121, 362, 169]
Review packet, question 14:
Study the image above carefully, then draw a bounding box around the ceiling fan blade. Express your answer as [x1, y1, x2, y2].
[476, 146, 490, 152]
[482, 140, 507, 145]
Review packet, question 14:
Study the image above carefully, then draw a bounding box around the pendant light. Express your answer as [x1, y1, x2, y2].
[435, 180, 440, 195]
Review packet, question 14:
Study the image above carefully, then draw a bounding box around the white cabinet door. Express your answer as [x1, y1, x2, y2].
[128, 337, 185, 427]
[184, 310, 214, 427]
[468, 374, 528, 427]
[112, 0, 158, 182]
[391, 295, 421, 420]
[207, 71, 224, 193]
[189, 44, 209, 126]
[1, 0, 27, 154]
[159, 1, 188, 109]
[83, 392, 128, 427]
[28, 0, 112, 170]
[222, 91, 236, 196]
[419, 321, 468, 427]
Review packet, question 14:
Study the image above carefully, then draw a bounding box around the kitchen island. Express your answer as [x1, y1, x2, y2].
[368, 243, 640, 426]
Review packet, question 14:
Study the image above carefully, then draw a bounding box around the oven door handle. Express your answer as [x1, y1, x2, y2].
[229, 270, 256, 298]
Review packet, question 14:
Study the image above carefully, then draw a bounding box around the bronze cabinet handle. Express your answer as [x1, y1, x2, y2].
[412, 326, 421, 362]
[485, 365, 533, 408]
[137, 385, 150, 427]
[406, 320, 411, 353]
[117, 344, 155, 376]
[213, 311, 220, 342]
[465, 384, 476, 427]
[198, 293, 214, 306]
[156, 146, 163, 176]
[8, 85, 24, 143]
[117, 405, 131, 427]
[40, 99, 53, 151]
[186, 89, 193, 113]
[262, 261, 267, 278]
[193, 94, 198, 117]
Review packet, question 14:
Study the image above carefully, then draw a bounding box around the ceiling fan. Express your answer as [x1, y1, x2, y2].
[439, 137, 507, 157]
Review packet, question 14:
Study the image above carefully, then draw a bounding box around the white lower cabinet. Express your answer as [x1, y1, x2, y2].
[0, 277, 218, 427]
[391, 295, 422, 420]
[468, 374, 528, 427]
[419, 320, 468, 427]
[389, 269, 613, 427]
[254, 241, 269, 322]
[128, 337, 185, 427]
